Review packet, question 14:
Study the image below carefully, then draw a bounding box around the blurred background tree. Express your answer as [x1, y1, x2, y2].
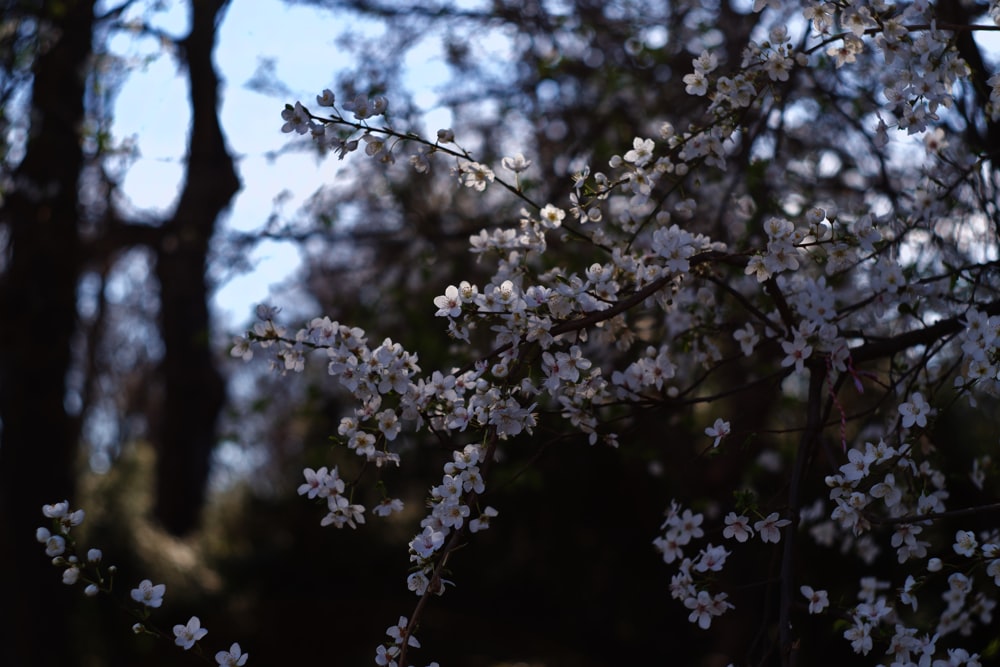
[3, 0, 1000, 665]
[1, 0, 235, 664]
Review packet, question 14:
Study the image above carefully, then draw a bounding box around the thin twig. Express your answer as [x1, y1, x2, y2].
[868, 502, 1000, 527]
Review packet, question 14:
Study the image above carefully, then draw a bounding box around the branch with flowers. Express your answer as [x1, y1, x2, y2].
[35, 501, 248, 666]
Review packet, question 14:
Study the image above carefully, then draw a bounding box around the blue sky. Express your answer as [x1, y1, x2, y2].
[106, 0, 454, 326]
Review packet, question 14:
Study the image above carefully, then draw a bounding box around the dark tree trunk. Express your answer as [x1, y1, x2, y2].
[152, 0, 239, 535]
[935, 0, 1000, 159]
[0, 2, 95, 666]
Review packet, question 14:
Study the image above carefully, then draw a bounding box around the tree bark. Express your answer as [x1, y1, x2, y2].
[152, 0, 239, 535]
[0, 2, 95, 666]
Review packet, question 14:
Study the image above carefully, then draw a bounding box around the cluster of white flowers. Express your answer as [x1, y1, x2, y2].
[956, 309, 1000, 397]
[281, 91, 394, 161]
[406, 443, 497, 596]
[35, 501, 96, 590]
[811, 434, 999, 659]
[104, 1, 1000, 664]
[375, 616, 439, 667]
[838, 570, 991, 666]
[297, 465, 366, 528]
[256, 57, 1000, 655]
[37, 502, 248, 665]
[866, 5, 970, 136]
[653, 500, 794, 629]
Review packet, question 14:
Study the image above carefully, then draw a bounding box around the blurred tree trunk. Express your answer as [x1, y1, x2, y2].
[152, 0, 238, 535]
[0, 3, 240, 665]
[0, 1, 94, 665]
